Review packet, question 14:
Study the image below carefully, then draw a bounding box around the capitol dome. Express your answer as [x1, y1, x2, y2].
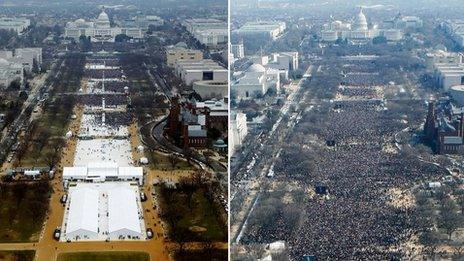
[98, 11, 109, 22]
[96, 9, 111, 28]
[353, 8, 368, 31]
[247, 63, 266, 73]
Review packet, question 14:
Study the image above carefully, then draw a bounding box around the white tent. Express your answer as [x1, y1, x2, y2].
[107, 188, 143, 239]
[269, 240, 286, 252]
[24, 170, 40, 177]
[428, 182, 442, 188]
[139, 157, 148, 165]
[66, 187, 99, 240]
[62, 164, 143, 186]
[65, 131, 73, 139]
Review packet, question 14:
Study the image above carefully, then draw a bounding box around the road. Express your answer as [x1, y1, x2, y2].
[230, 65, 313, 241]
[0, 59, 62, 164]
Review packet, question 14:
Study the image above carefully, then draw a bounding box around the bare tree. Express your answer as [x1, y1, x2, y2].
[12, 182, 27, 208]
[168, 153, 179, 170]
[452, 241, 464, 260]
[202, 235, 215, 261]
[52, 138, 66, 155]
[172, 228, 190, 257]
[36, 129, 52, 153]
[420, 230, 442, 261]
[183, 148, 193, 165]
[179, 177, 196, 211]
[45, 152, 60, 170]
[192, 169, 208, 187]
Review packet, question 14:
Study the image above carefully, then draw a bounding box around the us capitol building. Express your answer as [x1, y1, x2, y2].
[321, 7, 404, 43]
[64, 8, 144, 42]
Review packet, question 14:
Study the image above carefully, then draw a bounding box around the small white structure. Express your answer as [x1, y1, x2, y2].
[24, 170, 40, 178]
[428, 182, 442, 189]
[139, 157, 148, 165]
[137, 145, 144, 152]
[268, 241, 286, 253]
[65, 131, 73, 139]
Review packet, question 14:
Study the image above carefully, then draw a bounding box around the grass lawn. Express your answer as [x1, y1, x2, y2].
[159, 186, 226, 242]
[21, 110, 71, 167]
[148, 151, 194, 171]
[0, 250, 35, 261]
[0, 182, 51, 243]
[57, 252, 149, 261]
[174, 249, 228, 261]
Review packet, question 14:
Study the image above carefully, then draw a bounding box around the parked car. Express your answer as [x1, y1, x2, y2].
[53, 228, 61, 240]
[146, 228, 154, 239]
[140, 192, 147, 202]
[60, 194, 67, 204]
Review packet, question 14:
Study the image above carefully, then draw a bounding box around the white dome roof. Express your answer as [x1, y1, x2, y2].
[98, 11, 109, 22]
[95, 9, 111, 28]
[247, 63, 266, 73]
[354, 8, 368, 30]
[75, 18, 86, 23]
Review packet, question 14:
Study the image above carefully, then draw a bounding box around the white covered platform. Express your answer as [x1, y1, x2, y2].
[62, 182, 146, 242]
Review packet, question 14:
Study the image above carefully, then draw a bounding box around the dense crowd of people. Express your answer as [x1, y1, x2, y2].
[78, 94, 127, 107]
[84, 69, 124, 79]
[338, 86, 378, 99]
[342, 73, 385, 86]
[105, 112, 133, 127]
[236, 58, 446, 260]
[101, 81, 129, 93]
[246, 98, 446, 259]
[290, 99, 445, 260]
[87, 58, 120, 67]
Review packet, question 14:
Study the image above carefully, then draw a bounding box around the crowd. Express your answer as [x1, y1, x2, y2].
[87, 58, 120, 67]
[342, 73, 385, 86]
[105, 112, 133, 127]
[338, 86, 378, 99]
[78, 94, 127, 107]
[84, 69, 124, 79]
[239, 67, 445, 259]
[287, 136, 444, 260]
[73, 56, 134, 165]
[101, 81, 129, 93]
